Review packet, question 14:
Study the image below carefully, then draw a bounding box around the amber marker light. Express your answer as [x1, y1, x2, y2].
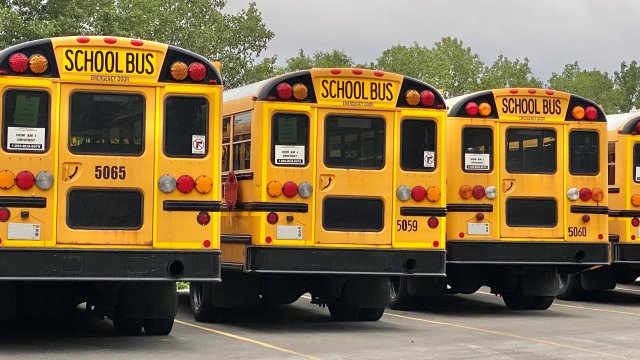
[195, 175, 213, 194]
[632, 194, 640, 207]
[478, 102, 492, 117]
[572, 106, 585, 120]
[267, 180, 283, 197]
[426, 186, 441, 202]
[405, 90, 420, 106]
[459, 185, 472, 199]
[170, 61, 188, 81]
[292, 83, 308, 101]
[591, 188, 604, 202]
[28, 54, 48, 74]
[0, 170, 15, 189]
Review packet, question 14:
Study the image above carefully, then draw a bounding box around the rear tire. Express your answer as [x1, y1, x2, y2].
[189, 282, 220, 322]
[557, 273, 584, 300]
[530, 296, 554, 310]
[357, 307, 385, 321]
[502, 290, 534, 310]
[113, 317, 143, 336]
[388, 277, 415, 310]
[328, 300, 360, 321]
[615, 270, 640, 285]
[143, 318, 174, 335]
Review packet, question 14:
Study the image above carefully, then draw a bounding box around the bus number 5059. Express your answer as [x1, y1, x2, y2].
[397, 219, 418, 232]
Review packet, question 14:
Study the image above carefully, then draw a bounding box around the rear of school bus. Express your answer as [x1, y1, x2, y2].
[190, 68, 446, 321]
[445, 88, 609, 309]
[0, 36, 221, 334]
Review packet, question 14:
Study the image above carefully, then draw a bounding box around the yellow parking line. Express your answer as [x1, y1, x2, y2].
[175, 319, 321, 360]
[384, 312, 628, 359]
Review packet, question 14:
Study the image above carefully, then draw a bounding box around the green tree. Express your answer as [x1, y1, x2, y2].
[614, 60, 640, 112]
[480, 55, 543, 89]
[0, 0, 274, 88]
[375, 42, 432, 81]
[283, 49, 354, 72]
[548, 62, 619, 113]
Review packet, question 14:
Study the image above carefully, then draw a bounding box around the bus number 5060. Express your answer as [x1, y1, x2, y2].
[567, 226, 587, 237]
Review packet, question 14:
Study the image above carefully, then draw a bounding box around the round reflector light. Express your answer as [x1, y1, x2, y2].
[411, 186, 426, 201]
[195, 175, 213, 194]
[478, 102, 492, 117]
[282, 181, 298, 197]
[266, 212, 279, 225]
[0, 170, 15, 189]
[465, 102, 479, 116]
[196, 211, 211, 225]
[632, 194, 640, 207]
[585, 106, 597, 120]
[485, 185, 497, 200]
[0, 208, 10, 222]
[572, 106, 585, 120]
[15, 171, 35, 190]
[405, 90, 420, 106]
[292, 83, 308, 101]
[276, 82, 293, 100]
[420, 90, 435, 107]
[476, 213, 484, 221]
[396, 185, 411, 201]
[28, 54, 48, 74]
[632, 217, 640, 227]
[579, 187, 592, 201]
[426, 186, 441, 202]
[567, 187, 579, 201]
[298, 181, 313, 199]
[158, 174, 177, 193]
[582, 214, 591, 223]
[267, 180, 283, 197]
[170, 61, 188, 81]
[591, 188, 604, 202]
[472, 185, 485, 199]
[188, 62, 207, 82]
[35, 171, 54, 191]
[9, 53, 28, 73]
[427, 217, 439, 229]
[459, 185, 472, 199]
[176, 175, 195, 193]
[203, 239, 211, 248]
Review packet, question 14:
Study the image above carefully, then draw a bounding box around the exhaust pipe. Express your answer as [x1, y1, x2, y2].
[167, 260, 185, 278]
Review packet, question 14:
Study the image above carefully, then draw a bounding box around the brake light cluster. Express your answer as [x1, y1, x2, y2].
[458, 185, 497, 200]
[267, 180, 313, 199]
[464, 101, 492, 117]
[566, 187, 604, 202]
[405, 89, 436, 107]
[396, 185, 441, 202]
[158, 174, 213, 194]
[570, 105, 598, 120]
[169, 61, 207, 82]
[4, 52, 49, 75]
[273, 82, 309, 101]
[0, 170, 53, 191]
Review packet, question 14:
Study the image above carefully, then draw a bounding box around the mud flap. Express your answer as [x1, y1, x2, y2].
[581, 266, 616, 291]
[520, 266, 559, 297]
[407, 276, 447, 297]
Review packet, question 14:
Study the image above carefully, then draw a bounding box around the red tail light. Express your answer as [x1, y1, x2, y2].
[585, 106, 597, 120]
[0, 208, 9, 222]
[9, 53, 28, 73]
[267, 212, 279, 224]
[472, 185, 485, 199]
[188, 62, 206, 82]
[15, 171, 35, 190]
[465, 102, 479, 116]
[276, 82, 293, 100]
[282, 181, 298, 197]
[579, 187, 592, 201]
[197, 211, 211, 225]
[632, 218, 640, 227]
[420, 90, 435, 107]
[427, 217, 439, 229]
[411, 186, 426, 201]
[176, 175, 195, 193]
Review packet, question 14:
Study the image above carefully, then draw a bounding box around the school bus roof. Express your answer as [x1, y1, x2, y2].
[607, 110, 640, 133]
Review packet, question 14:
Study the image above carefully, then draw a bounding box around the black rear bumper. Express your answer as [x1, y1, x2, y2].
[243, 246, 446, 276]
[0, 248, 221, 281]
[447, 241, 609, 265]
[613, 243, 640, 264]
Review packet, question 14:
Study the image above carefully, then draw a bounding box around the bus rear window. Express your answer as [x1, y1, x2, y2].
[506, 128, 556, 174]
[70, 93, 144, 155]
[325, 115, 385, 169]
[401, 119, 436, 171]
[569, 131, 599, 175]
[164, 96, 208, 157]
[462, 127, 493, 172]
[271, 113, 309, 166]
[2, 90, 50, 153]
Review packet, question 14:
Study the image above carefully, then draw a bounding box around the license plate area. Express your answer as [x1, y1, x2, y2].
[8, 223, 41, 240]
[277, 225, 303, 240]
[467, 222, 489, 235]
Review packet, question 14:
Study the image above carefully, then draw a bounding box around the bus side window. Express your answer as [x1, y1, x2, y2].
[462, 127, 492, 173]
[608, 142, 616, 185]
[232, 111, 252, 170]
[222, 116, 230, 172]
[2, 90, 50, 153]
[400, 119, 437, 171]
[164, 96, 208, 158]
[271, 113, 309, 167]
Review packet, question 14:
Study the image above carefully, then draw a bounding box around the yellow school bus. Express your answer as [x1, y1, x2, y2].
[189, 68, 447, 321]
[0, 36, 221, 334]
[444, 88, 609, 309]
[558, 111, 640, 297]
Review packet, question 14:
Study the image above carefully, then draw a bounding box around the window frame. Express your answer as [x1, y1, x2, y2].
[323, 113, 386, 170]
[2, 88, 52, 154]
[634, 143, 640, 184]
[163, 95, 209, 158]
[461, 126, 493, 173]
[399, 118, 437, 172]
[230, 110, 252, 171]
[568, 130, 600, 176]
[505, 127, 557, 175]
[270, 112, 310, 167]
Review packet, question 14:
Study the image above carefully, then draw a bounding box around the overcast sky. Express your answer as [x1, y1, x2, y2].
[225, 0, 640, 82]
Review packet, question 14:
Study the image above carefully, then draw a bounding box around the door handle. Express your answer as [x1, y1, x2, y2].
[319, 175, 334, 191]
[503, 179, 515, 193]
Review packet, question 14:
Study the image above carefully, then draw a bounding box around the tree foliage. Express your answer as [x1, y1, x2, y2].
[283, 49, 354, 72]
[614, 60, 640, 113]
[480, 56, 542, 89]
[0, 0, 274, 88]
[548, 62, 619, 113]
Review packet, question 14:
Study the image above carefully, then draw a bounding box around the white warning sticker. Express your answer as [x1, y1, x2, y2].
[465, 153, 490, 171]
[423, 151, 435, 168]
[192, 135, 206, 154]
[275, 145, 305, 165]
[7, 127, 45, 151]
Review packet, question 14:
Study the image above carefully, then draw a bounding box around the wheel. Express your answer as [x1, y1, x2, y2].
[557, 273, 584, 300]
[502, 290, 534, 310]
[113, 317, 143, 336]
[357, 307, 385, 321]
[615, 270, 640, 284]
[388, 277, 416, 310]
[328, 300, 360, 321]
[530, 296, 554, 310]
[189, 282, 220, 322]
[143, 318, 174, 335]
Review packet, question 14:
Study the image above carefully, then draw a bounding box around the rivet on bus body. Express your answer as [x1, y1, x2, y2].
[265, 236, 273, 244]
[459, 232, 465, 239]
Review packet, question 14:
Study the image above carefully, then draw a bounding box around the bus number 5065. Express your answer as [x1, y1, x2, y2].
[95, 165, 126, 180]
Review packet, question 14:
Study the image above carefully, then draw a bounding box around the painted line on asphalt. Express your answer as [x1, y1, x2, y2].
[383, 312, 629, 359]
[175, 319, 321, 360]
[616, 286, 640, 293]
